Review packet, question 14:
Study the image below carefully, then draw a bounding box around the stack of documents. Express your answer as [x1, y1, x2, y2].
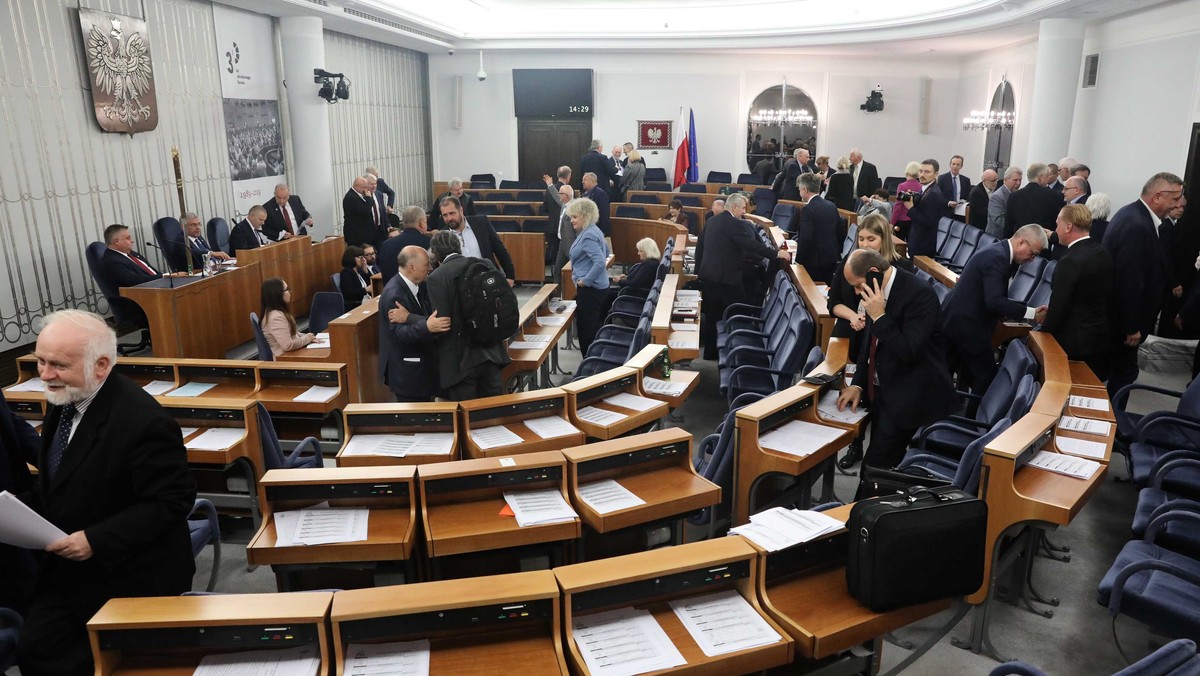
[571, 607, 686, 676]
[274, 504, 369, 546]
[730, 507, 844, 551]
[576, 406, 627, 426]
[340, 433, 454, 457]
[668, 339, 700, 350]
[1027, 451, 1101, 480]
[757, 420, 845, 457]
[1058, 416, 1112, 437]
[817, 390, 868, 424]
[470, 425, 524, 449]
[577, 479, 645, 514]
[305, 333, 331, 349]
[670, 323, 699, 332]
[1055, 435, 1107, 460]
[344, 640, 430, 676]
[536, 315, 567, 327]
[293, 385, 339, 403]
[643, 377, 687, 397]
[1069, 394, 1110, 412]
[677, 289, 701, 299]
[141, 380, 175, 395]
[604, 392, 660, 412]
[194, 645, 320, 676]
[502, 488, 578, 527]
[523, 416, 581, 439]
[185, 427, 244, 451]
[508, 340, 544, 350]
[6, 378, 44, 392]
[670, 590, 783, 656]
[166, 381, 217, 397]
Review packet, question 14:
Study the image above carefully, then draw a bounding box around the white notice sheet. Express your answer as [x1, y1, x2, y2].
[536, 315, 567, 327]
[508, 341, 544, 351]
[604, 392, 661, 412]
[576, 406, 628, 426]
[669, 589, 783, 657]
[670, 323, 699, 332]
[344, 640, 430, 676]
[519, 333, 552, 343]
[193, 645, 320, 676]
[730, 507, 844, 552]
[274, 506, 369, 546]
[340, 434, 454, 458]
[757, 420, 846, 457]
[668, 340, 699, 350]
[470, 425, 524, 449]
[305, 333, 331, 349]
[643, 377, 687, 397]
[142, 380, 175, 395]
[292, 385, 339, 403]
[676, 290, 701, 298]
[1055, 435, 1107, 460]
[1069, 395, 1111, 412]
[185, 427, 245, 451]
[0, 490, 67, 549]
[166, 381, 217, 397]
[179, 427, 200, 439]
[523, 416, 581, 439]
[817, 390, 868, 424]
[571, 607, 686, 676]
[1027, 451, 1101, 480]
[578, 479, 645, 514]
[1058, 416, 1112, 437]
[503, 488, 578, 527]
[7, 378, 45, 392]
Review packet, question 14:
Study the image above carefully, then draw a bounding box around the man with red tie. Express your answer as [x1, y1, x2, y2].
[99, 224, 162, 289]
[261, 184, 313, 241]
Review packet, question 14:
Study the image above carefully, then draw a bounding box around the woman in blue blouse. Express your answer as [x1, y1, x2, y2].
[566, 197, 610, 355]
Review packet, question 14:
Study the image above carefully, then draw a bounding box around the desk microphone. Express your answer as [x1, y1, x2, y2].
[143, 241, 185, 288]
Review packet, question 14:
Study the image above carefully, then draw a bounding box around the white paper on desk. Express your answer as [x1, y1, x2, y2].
[577, 406, 627, 425]
[536, 315, 567, 326]
[670, 589, 783, 657]
[549, 300, 576, 313]
[342, 434, 412, 457]
[185, 427, 245, 451]
[0, 491, 67, 549]
[1027, 450, 1101, 480]
[470, 425, 524, 449]
[6, 378, 45, 392]
[670, 322, 699, 332]
[141, 380, 175, 395]
[643, 377, 687, 397]
[304, 340, 330, 349]
[178, 426, 200, 439]
[519, 333, 552, 343]
[730, 507, 843, 552]
[166, 381, 217, 397]
[676, 289, 701, 298]
[758, 419, 845, 457]
[818, 390, 868, 424]
[605, 392, 660, 412]
[668, 339, 699, 350]
[571, 606, 686, 676]
[1056, 435, 1107, 460]
[275, 506, 369, 546]
[194, 645, 320, 676]
[523, 415, 581, 439]
[578, 479, 645, 514]
[344, 640, 430, 676]
[293, 385, 339, 403]
[409, 433, 455, 455]
[673, 301, 698, 309]
[503, 488, 578, 527]
[508, 341, 543, 350]
[1069, 395, 1111, 412]
[1058, 416, 1112, 437]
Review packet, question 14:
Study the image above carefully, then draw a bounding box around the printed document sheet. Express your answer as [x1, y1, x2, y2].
[730, 507, 844, 552]
[604, 392, 660, 412]
[7, 378, 44, 392]
[1027, 451, 1101, 480]
[193, 645, 320, 676]
[166, 381, 217, 397]
[1058, 416, 1112, 437]
[141, 380, 175, 395]
[344, 640, 429, 676]
[571, 607, 686, 676]
[293, 385, 339, 403]
[670, 589, 782, 657]
[577, 406, 627, 426]
[341, 433, 454, 457]
[817, 390, 868, 424]
[1069, 395, 1110, 412]
[1055, 435, 1107, 460]
[274, 505, 369, 546]
[0, 490, 67, 549]
[523, 416, 581, 439]
[670, 323, 699, 332]
[578, 479, 645, 514]
[185, 427, 245, 451]
[536, 315, 567, 327]
[502, 489, 578, 527]
[643, 377, 687, 397]
[470, 425, 524, 449]
[757, 420, 845, 457]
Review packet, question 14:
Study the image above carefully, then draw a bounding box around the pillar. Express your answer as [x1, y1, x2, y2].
[1024, 19, 1085, 166]
[279, 17, 335, 235]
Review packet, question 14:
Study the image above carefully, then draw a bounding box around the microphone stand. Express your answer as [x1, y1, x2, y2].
[144, 240, 194, 288]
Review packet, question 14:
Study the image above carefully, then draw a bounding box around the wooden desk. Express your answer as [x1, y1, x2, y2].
[650, 274, 700, 363]
[505, 284, 573, 390]
[236, 235, 344, 324]
[610, 216, 689, 266]
[496, 231, 546, 283]
[172, 359, 261, 400]
[88, 592, 333, 676]
[561, 254, 614, 301]
[3, 357, 48, 416]
[555, 537, 793, 675]
[255, 362, 350, 443]
[121, 263, 260, 359]
[787, 264, 834, 352]
[622, 190, 731, 210]
[624, 344, 700, 411]
[560, 366, 669, 440]
[278, 297, 389, 403]
[914, 255, 959, 287]
[336, 402, 459, 466]
[460, 389, 585, 459]
[331, 570, 568, 676]
[419, 451, 580, 574]
[160, 397, 263, 524]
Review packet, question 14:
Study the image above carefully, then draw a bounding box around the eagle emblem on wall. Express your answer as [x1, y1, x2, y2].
[637, 121, 673, 150]
[79, 9, 159, 133]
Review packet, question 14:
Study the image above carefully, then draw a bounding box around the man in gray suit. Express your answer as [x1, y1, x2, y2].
[987, 165, 1022, 238]
[551, 184, 575, 293]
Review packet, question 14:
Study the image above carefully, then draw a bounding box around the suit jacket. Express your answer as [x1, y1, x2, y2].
[1040, 237, 1114, 359]
[0, 389, 38, 611]
[851, 161, 882, 199]
[338, 268, 371, 311]
[171, 233, 219, 271]
[378, 274, 438, 400]
[779, 159, 810, 201]
[585, 186, 612, 236]
[22, 374, 195, 609]
[580, 150, 620, 193]
[967, 183, 991, 230]
[1104, 199, 1166, 337]
[228, 219, 265, 253]
[851, 268, 957, 425]
[99, 248, 161, 288]
[543, 181, 566, 244]
[941, 241, 1029, 357]
[378, 229, 432, 284]
[262, 195, 311, 241]
[427, 254, 511, 389]
[907, 183, 947, 257]
[376, 176, 396, 208]
[824, 172, 855, 212]
[987, 184, 1012, 238]
[619, 259, 657, 291]
[697, 211, 777, 287]
[342, 188, 379, 247]
[937, 172, 972, 209]
[1004, 183, 1063, 237]
[462, 215, 516, 280]
[790, 196, 841, 284]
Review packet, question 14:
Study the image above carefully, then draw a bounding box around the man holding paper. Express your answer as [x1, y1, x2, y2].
[0, 389, 40, 613]
[16, 310, 196, 676]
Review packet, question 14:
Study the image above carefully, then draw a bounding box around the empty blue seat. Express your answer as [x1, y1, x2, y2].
[615, 205, 647, 219]
[772, 203, 795, 231]
[752, 188, 777, 219]
[646, 181, 672, 192]
[188, 498, 221, 592]
[504, 203, 533, 216]
[1009, 257, 1048, 304]
[706, 171, 732, 184]
[475, 202, 500, 216]
[630, 193, 660, 204]
[676, 195, 702, 207]
[737, 173, 761, 185]
[678, 183, 707, 194]
[645, 167, 668, 182]
[470, 173, 496, 189]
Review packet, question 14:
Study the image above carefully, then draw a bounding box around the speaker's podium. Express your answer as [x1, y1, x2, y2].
[330, 571, 569, 675]
[88, 592, 333, 675]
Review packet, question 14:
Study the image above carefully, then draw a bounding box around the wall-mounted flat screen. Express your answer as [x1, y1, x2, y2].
[513, 69, 594, 117]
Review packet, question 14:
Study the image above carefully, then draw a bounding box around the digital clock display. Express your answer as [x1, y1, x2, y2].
[513, 69, 594, 118]
[568, 105, 590, 113]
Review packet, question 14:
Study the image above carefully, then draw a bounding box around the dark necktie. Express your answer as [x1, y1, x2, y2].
[370, 196, 380, 227]
[281, 204, 294, 234]
[255, 229, 268, 245]
[195, 237, 209, 252]
[867, 335, 879, 401]
[417, 287, 430, 314]
[47, 403, 77, 480]
[130, 253, 156, 276]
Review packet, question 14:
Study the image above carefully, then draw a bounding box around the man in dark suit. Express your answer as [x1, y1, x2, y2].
[379, 205, 433, 284]
[427, 231, 511, 400]
[227, 205, 271, 254]
[937, 155, 972, 223]
[1103, 172, 1184, 397]
[968, 169, 998, 230]
[580, 139, 620, 200]
[779, 147, 810, 202]
[1036, 204, 1114, 378]
[941, 224, 1048, 393]
[99, 223, 162, 289]
[543, 166, 571, 265]
[262, 184, 312, 241]
[343, 176, 380, 247]
[173, 212, 231, 271]
[790, 173, 841, 284]
[1050, 158, 1074, 194]
[551, 185, 576, 292]
[837, 249, 958, 478]
[1158, 197, 1189, 338]
[17, 310, 195, 675]
[902, 158, 948, 257]
[582, 172, 612, 240]
[696, 193, 791, 360]
[987, 166, 1023, 238]
[378, 246, 450, 401]
[848, 148, 882, 200]
[0, 389, 39, 614]
[430, 179, 477, 231]
[366, 166, 395, 210]
[437, 196, 516, 285]
[1004, 163, 1063, 237]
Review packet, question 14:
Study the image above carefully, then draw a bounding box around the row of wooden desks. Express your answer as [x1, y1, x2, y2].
[278, 296, 390, 403]
[609, 216, 688, 267]
[650, 273, 701, 363]
[503, 284, 574, 390]
[788, 263, 835, 353]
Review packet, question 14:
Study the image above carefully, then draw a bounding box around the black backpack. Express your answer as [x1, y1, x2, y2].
[458, 258, 519, 345]
[771, 168, 787, 197]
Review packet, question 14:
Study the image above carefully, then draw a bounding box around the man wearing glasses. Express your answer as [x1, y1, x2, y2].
[1103, 172, 1185, 397]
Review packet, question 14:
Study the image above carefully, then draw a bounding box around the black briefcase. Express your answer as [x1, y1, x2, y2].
[846, 485, 987, 612]
[855, 465, 952, 501]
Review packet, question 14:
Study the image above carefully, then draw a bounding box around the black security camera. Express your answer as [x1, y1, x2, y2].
[314, 68, 350, 104]
[860, 86, 884, 113]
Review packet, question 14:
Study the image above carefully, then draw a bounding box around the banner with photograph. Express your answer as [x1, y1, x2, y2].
[212, 5, 283, 218]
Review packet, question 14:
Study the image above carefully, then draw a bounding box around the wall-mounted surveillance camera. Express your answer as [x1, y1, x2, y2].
[448, 48, 455, 56]
[476, 69, 487, 82]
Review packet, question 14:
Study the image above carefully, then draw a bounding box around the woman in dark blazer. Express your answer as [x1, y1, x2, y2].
[611, 237, 660, 296]
[824, 156, 856, 212]
[337, 245, 373, 311]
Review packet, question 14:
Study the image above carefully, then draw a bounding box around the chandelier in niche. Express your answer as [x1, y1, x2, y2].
[750, 108, 815, 127]
[963, 109, 1014, 131]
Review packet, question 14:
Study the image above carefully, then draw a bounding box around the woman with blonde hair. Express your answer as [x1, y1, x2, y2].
[892, 161, 922, 242]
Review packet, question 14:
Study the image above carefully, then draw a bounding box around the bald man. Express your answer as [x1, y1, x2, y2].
[379, 246, 450, 401]
[343, 176, 379, 247]
[18, 310, 195, 675]
[968, 169, 999, 230]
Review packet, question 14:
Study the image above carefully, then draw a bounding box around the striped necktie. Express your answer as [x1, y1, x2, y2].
[47, 403, 77, 480]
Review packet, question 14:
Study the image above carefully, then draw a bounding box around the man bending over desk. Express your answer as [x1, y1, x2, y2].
[380, 246, 450, 401]
[17, 310, 195, 676]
